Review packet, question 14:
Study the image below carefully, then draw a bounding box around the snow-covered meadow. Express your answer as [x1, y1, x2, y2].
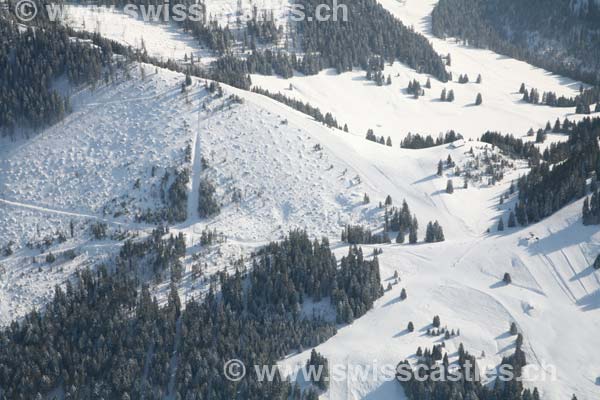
[0, 0, 599, 399]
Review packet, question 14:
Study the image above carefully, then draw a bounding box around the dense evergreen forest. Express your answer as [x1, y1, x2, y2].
[480, 131, 541, 161]
[513, 117, 600, 225]
[518, 83, 600, 113]
[397, 338, 542, 400]
[431, 0, 600, 84]
[187, 0, 450, 81]
[0, 15, 125, 135]
[400, 131, 462, 149]
[293, 0, 449, 81]
[85, 0, 449, 81]
[0, 230, 382, 398]
[583, 187, 600, 225]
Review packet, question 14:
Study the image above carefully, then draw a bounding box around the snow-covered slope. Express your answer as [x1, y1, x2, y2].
[280, 198, 600, 400]
[252, 0, 595, 142]
[252, 58, 590, 142]
[61, 5, 214, 64]
[61, 1, 596, 141]
[2, 63, 598, 399]
[1, 0, 600, 399]
[0, 66, 195, 228]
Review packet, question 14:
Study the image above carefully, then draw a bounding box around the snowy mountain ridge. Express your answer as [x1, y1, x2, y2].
[0, 0, 599, 399]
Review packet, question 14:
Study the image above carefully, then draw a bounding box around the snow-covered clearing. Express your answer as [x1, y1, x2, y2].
[62, 0, 295, 64]
[280, 198, 600, 400]
[0, 65, 196, 226]
[2, 65, 599, 398]
[62, 5, 214, 64]
[252, 0, 595, 141]
[1, 0, 599, 398]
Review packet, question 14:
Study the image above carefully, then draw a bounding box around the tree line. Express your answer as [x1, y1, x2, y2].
[0, 16, 125, 136]
[0, 229, 382, 398]
[252, 87, 342, 129]
[401, 131, 462, 149]
[397, 336, 547, 400]
[431, 0, 600, 85]
[513, 117, 600, 225]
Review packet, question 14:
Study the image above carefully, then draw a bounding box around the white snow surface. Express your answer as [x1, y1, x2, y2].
[62, 5, 214, 64]
[252, 0, 596, 142]
[0, 0, 599, 399]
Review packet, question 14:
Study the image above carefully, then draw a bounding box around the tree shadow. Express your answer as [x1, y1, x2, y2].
[363, 379, 405, 399]
[412, 174, 438, 185]
[577, 290, 600, 312]
[383, 296, 403, 307]
[526, 219, 596, 256]
[494, 332, 512, 340]
[570, 266, 596, 282]
[497, 342, 516, 355]
[489, 280, 508, 289]
[430, 189, 447, 196]
[394, 329, 411, 338]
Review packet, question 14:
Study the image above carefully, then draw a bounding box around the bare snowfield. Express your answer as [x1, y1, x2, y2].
[61, 1, 597, 141]
[252, 0, 595, 142]
[61, 5, 214, 64]
[0, 65, 196, 224]
[62, 1, 596, 142]
[1, 65, 599, 399]
[0, 0, 599, 399]
[280, 198, 600, 400]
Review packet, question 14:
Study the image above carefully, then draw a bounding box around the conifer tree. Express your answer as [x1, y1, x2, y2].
[447, 89, 455, 102]
[535, 129, 546, 143]
[409, 225, 418, 244]
[508, 211, 516, 228]
[552, 118, 561, 132]
[433, 221, 445, 242]
[446, 179, 454, 194]
[396, 230, 405, 244]
[400, 288, 407, 300]
[426, 222, 435, 243]
[306, 349, 330, 391]
[594, 254, 600, 270]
